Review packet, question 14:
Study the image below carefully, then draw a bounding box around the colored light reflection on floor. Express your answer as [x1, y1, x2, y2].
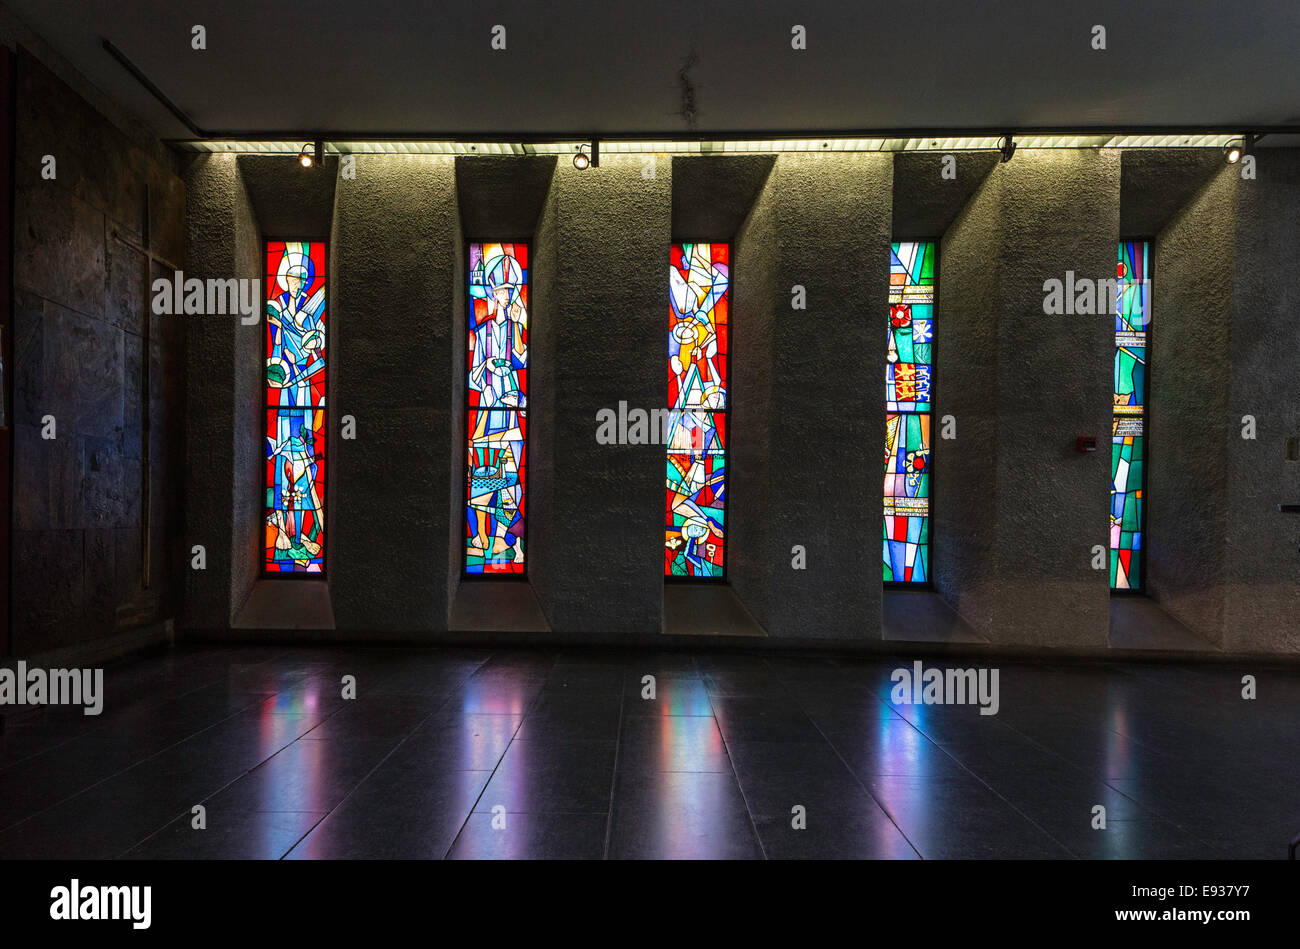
[2, 649, 1287, 859]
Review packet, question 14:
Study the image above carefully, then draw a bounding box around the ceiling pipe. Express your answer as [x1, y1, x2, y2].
[102, 38, 206, 138]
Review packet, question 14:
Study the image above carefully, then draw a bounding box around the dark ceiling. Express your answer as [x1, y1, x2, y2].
[11, 0, 1300, 139]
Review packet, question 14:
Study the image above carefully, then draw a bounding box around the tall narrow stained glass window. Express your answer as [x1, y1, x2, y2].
[466, 243, 528, 574]
[884, 241, 935, 584]
[666, 243, 728, 578]
[1112, 241, 1150, 590]
[264, 240, 327, 573]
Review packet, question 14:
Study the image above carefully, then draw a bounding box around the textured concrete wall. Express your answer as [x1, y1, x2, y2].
[238, 155, 339, 238]
[1121, 150, 1222, 237]
[897, 151, 1001, 635]
[330, 156, 459, 631]
[1146, 167, 1236, 644]
[1145, 153, 1300, 654]
[12, 51, 185, 655]
[447, 184, 466, 623]
[893, 152, 999, 239]
[180, 153, 260, 629]
[229, 180, 267, 621]
[184, 155, 347, 631]
[997, 151, 1118, 646]
[1223, 151, 1300, 652]
[730, 166, 779, 632]
[187, 155, 456, 632]
[672, 156, 774, 239]
[171, 144, 1300, 656]
[938, 151, 1119, 647]
[933, 161, 1004, 635]
[732, 154, 892, 639]
[528, 176, 560, 627]
[456, 156, 554, 240]
[540, 156, 670, 633]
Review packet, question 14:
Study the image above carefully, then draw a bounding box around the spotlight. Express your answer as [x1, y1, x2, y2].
[1225, 134, 1256, 165]
[998, 134, 1016, 163]
[299, 140, 324, 168]
[573, 139, 599, 170]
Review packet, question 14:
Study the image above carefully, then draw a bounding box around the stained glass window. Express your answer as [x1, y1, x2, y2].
[1112, 241, 1150, 590]
[885, 241, 935, 584]
[466, 243, 529, 574]
[264, 240, 327, 573]
[666, 243, 728, 578]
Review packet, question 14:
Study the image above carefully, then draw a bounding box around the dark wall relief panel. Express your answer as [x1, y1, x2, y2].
[12, 51, 185, 658]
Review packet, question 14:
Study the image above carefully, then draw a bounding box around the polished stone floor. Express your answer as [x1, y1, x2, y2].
[0, 645, 1296, 859]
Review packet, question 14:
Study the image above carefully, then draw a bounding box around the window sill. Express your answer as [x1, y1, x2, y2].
[1108, 596, 1214, 652]
[233, 579, 335, 629]
[664, 584, 767, 637]
[883, 589, 985, 644]
[450, 579, 550, 633]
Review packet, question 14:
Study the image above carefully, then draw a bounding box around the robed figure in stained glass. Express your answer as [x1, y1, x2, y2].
[467, 245, 528, 570]
[267, 419, 323, 564]
[267, 243, 326, 411]
[265, 241, 327, 571]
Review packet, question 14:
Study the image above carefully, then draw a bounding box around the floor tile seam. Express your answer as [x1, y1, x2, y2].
[441, 652, 559, 859]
